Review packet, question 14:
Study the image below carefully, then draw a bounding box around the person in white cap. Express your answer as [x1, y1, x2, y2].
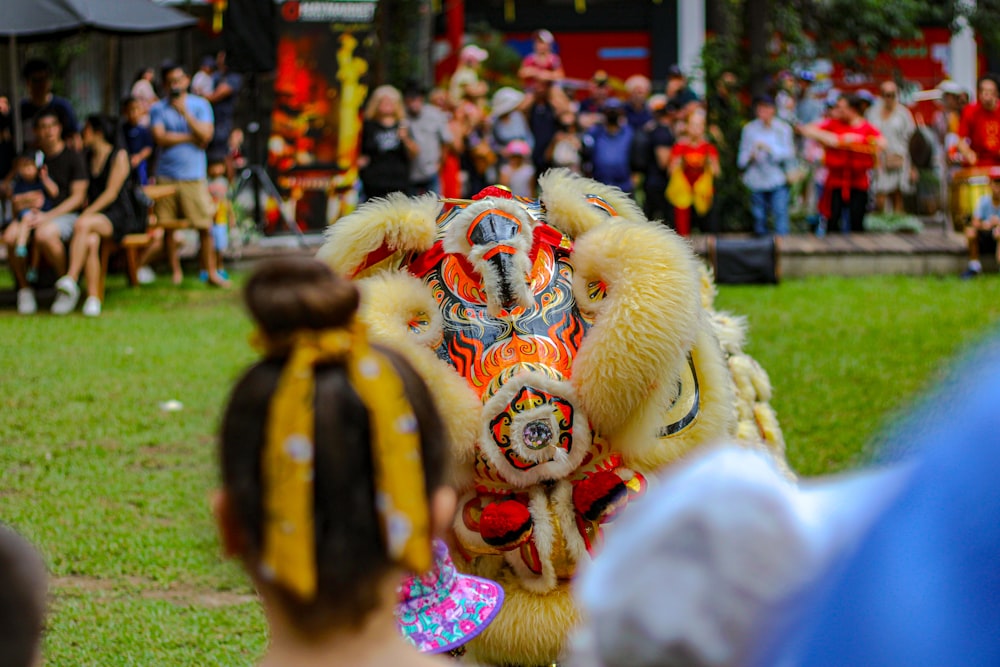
[489, 87, 532, 171]
[449, 44, 488, 107]
[565, 445, 911, 667]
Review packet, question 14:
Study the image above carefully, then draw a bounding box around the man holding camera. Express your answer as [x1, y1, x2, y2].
[142, 61, 229, 287]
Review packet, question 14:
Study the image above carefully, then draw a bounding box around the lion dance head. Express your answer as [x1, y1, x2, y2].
[319, 170, 787, 665]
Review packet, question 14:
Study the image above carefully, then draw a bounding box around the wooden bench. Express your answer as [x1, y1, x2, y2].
[97, 184, 190, 298]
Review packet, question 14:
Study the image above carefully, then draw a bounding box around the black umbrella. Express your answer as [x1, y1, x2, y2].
[3, 0, 197, 147]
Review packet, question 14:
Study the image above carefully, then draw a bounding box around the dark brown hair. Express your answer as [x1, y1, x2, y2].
[220, 257, 448, 634]
[0, 524, 47, 667]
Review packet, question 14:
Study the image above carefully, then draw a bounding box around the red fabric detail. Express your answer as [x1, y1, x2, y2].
[819, 118, 881, 193]
[573, 471, 626, 521]
[672, 140, 718, 186]
[473, 185, 515, 200]
[480, 500, 533, 549]
[408, 242, 466, 279]
[960, 103, 1000, 166]
[352, 242, 396, 277]
[674, 206, 691, 236]
[441, 152, 462, 199]
[530, 222, 570, 260]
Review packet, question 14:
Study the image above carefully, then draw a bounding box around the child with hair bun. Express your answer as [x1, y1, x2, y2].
[215, 256, 459, 667]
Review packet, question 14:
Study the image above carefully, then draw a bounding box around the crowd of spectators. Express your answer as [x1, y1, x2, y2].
[4, 38, 1000, 311]
[0, 54, 245, 315]
[354, 30, 997, 281]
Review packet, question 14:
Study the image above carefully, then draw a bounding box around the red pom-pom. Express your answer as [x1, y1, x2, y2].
[574, 471, 628, 522]
[472, 185, 515, 200]
[480, 500, 533, 549]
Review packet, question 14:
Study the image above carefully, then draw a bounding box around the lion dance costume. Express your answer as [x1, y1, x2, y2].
[319, 169, 788, 666]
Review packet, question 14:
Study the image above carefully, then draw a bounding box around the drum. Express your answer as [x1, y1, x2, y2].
[950, 167, 992, 231]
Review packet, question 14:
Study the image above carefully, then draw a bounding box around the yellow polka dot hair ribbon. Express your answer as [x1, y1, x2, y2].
[258, 326, 432, 601]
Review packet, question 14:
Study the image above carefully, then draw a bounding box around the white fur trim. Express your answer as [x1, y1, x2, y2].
[443, 198, 537, 315]
[317, 192, 439, 277]
[357, 270, 443, 349]
[442, 197, 535, 255]
[353, 270, 481, 487]
[570, 221, 701, 440]
[553, 480, 590, 564]
[538, 168, 648, 239]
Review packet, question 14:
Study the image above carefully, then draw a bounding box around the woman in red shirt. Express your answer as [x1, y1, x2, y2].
[801, 94, 886, 233]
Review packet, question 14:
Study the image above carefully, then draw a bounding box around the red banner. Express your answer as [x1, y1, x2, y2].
[268, 0, 378, 230]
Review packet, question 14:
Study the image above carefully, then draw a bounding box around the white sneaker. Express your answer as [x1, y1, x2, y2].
[16, 287, 37, 315]
[82, 296, 102, 317]
[51, 276, 80, 315]
[137, 266, 156, 285]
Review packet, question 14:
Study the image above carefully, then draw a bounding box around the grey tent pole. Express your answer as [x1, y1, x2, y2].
[10, 34, 21, 152]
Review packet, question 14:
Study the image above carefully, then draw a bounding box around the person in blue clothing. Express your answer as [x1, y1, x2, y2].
[583, 98, 634, 193]
[641, 97, 677, 226]
[756, 335, 1000, 667]
[19, 59, 81, 151]
[204, 51, 243, 170]
[961, 167, 1000, 278]
[141, 61, 229, 288]
[738, 95, 796, 236]
[623, 75, 652, 131]
[121, 96, 154, 185]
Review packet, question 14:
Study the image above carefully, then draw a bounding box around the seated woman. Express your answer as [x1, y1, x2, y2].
[52, 114, 145, 317]
[214, 257, 457, 667]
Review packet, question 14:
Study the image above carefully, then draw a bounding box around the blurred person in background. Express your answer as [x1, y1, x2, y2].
[640, 96, 677, 226]
[800, 94, 885, 233]
[518, 29, 565, 91]
[866, 79, 916, 214]
[957, 74, 1000, 167]
[667, 108, 719, 236]
[738, 95, 795, 236]
[579, 70, 612, 131]
[19, 59, 81, 151]
[359, 85, 417, 201]
[404, 82, 454, 197]
[449, 44, 489, 106]
[624, 75, 652, 131]
[583, 98, 634, 193]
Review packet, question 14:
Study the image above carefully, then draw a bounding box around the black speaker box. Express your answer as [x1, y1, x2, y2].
[224, 0, 278, 74]
[706, 235, 781, 285]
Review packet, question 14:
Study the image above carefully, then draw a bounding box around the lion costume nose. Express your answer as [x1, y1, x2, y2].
[483, 245, 520, 309]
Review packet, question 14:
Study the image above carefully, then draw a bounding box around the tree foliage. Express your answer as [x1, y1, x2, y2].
[700, 0, 1000, 232]
[706, 0, 1000, 98]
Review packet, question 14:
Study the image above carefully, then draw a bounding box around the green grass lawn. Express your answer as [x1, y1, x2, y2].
[1, 270, 999, 664]
[714, 275, 1000, 475]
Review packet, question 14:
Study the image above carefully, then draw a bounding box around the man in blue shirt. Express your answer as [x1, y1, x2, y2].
[144, 62, 229, 288]
[738, 96, 796, 236]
